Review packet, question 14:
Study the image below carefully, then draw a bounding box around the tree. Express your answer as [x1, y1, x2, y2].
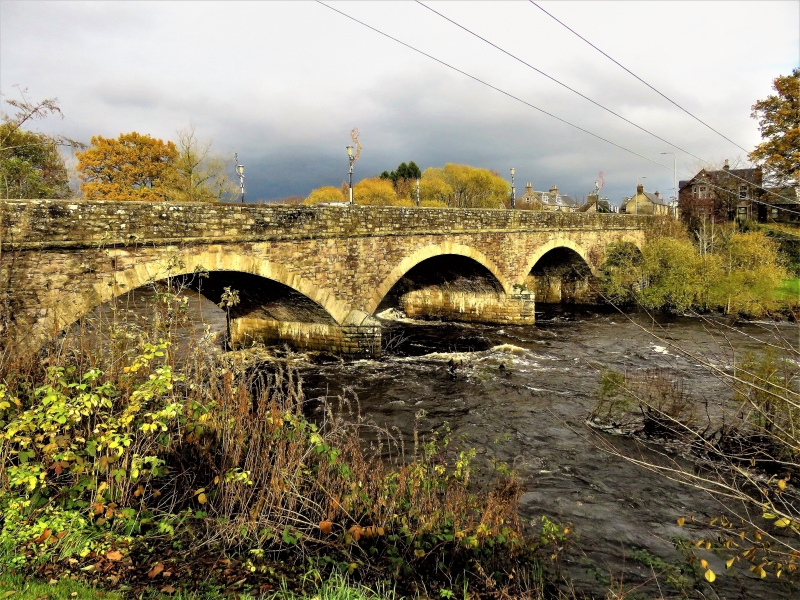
[352, 177, 398, 206]
[171, 125, 236, 202]
[0, 88, 82, 199]
[422, 164, 508, 208]
[749, 69, 800, 186]
[76, 132, 178, 201]
[304, 186, 345, 204]
[419, 175, 453, 207]
[380, 161, 422, 184]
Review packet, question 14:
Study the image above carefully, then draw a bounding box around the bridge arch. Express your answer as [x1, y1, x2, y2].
[55, 248, 346, 334]
[520, 238, 592, 286]
[365, 242, 511, 315]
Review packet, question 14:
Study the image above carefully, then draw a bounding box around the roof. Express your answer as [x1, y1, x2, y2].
[643, 192, 670, 206]
[679, 166, 762, 191]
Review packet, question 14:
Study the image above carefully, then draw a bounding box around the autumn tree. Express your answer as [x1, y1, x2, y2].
[304, 186, 345, 204]
[749, 69, 800, 186]
[0, 88, 82, 199]
[171, 125, 236, 202]
[353, 177, 399, 206]
[421, 164, 508, 208]
[76, 132, 178, 201]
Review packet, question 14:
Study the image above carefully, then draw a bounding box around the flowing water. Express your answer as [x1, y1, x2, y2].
[85, 288, 800, 598]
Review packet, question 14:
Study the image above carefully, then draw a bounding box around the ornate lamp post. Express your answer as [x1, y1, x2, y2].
[510, 167, 516, 209]
[416, 178, 421, 207]
[346, 145, 355, 204]
[235, 153, 245, 203]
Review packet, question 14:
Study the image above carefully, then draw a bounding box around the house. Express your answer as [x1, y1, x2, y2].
[678, 160, 762, 222]
[516, 183, 580, 212]
[578, 192, 615, 213]
[620, 184, 672, 216]
[761, 186, 800, 223]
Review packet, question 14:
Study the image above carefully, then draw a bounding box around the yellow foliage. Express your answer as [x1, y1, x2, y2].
[304, 186, 345, 205]
[421, 164, 508, 208]
[77, 132, 179, 202]
[353, 177, 398, 206]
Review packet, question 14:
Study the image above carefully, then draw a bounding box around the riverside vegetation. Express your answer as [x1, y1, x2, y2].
[587, 219, 800, 591]
[0, 283, 578, 599]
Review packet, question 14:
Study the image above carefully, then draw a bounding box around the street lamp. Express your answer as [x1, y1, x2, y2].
[416, 178, 421, 207]
[661, 152, 677, 215]
[510, 167, 516, 209]
[346, 145, 355, 204]
[234, 153, 245, 203]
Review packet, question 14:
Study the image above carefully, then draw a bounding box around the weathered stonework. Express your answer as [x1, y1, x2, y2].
[0, 200, 652, 356]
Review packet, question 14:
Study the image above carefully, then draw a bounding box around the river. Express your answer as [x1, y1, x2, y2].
[80, 288, 799, 598]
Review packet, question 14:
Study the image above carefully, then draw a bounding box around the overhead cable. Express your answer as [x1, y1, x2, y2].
[529, 0, 751, 155]
[418, 1, 799, 211]
[316, 1, 800, 216]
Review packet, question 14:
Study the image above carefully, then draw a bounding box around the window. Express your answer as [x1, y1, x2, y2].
[699, 186, 707, 199]
[771, 208, 779, 219]
[692, 185, 697, 196]
[739, 184, 747, 199]
[737, 206, 747, 220]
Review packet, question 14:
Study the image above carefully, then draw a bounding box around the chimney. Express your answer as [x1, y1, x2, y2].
[549, 184, 559, 194]
[723, 159, 730, 170]
[636, 183, 644, 194]
[525, 182, 532, 194]
[654, 191, 660, 199]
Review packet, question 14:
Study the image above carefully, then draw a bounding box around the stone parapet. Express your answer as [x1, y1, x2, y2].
[1, 200, 654, 249]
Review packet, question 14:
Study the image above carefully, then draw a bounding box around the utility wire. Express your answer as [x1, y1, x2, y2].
[418, 0, 800, 212]
[316, 1, 668, 171]
[316, 1, 800, 217]
[529, 0, 751, 155]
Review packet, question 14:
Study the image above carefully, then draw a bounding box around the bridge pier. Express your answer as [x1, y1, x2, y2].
[400, 289, 536, 325]
[229, 310, 381, 357]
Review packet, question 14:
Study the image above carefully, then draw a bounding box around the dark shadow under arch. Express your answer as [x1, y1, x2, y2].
[528, 247, 594, 304]
[376, 254, 504, 313]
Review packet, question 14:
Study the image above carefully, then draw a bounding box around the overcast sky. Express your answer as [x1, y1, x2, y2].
[2, 1, 798, 204]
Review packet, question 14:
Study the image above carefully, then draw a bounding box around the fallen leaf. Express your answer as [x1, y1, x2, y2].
[197, 493, 207, 505]
[106, 550, 123, 561]
[159, 585, 176, 594]
[726, 558, 735, 569]
[148, 563, 165, 579]
[319, 519, 332, 535]
[705, 569, 716, 582]
[677, 517, 685, 527]
[778, 479, 786, 491]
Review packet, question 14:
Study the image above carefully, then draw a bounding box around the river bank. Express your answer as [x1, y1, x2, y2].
[40, 289, 796, 597]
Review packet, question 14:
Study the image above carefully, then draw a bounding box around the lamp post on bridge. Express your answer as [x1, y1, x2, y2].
[416, 178, 420, 207]
[510, 167, 516, 209]
[346, 145, 355, 204]
[234, 153, 245, 203]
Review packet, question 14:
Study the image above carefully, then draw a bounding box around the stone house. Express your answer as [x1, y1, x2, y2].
[515, 183, 579, 212]
[761, 186, 800, 222]
[678, 160, 762, 222]
[621, 184, 672, 216]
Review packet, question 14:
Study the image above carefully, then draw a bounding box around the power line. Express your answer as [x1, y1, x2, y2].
[316, 3, 672, 171]
[418, 1, 800, 213]
[416, 1, 704, 166]
[529, 0, 751, 155]
[316, 2, 800, 217]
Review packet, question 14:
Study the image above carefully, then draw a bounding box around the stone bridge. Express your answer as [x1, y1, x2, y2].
[0, 200, 652, 357]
